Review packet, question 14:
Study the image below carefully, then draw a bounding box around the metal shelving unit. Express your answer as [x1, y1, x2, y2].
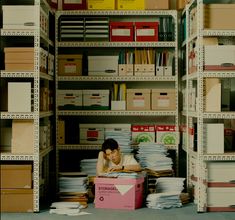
[183, 0, 235, 212]
[0, 0, 55, 212]
[55, 9, 179, 187]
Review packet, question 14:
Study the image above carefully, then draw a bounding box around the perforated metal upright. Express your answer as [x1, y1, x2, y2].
[184, 0, 235, 213]
[0, 0, 54, 212]
[55, 10, 180, 190]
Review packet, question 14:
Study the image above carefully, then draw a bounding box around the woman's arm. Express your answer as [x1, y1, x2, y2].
[96, 151, 108, 176]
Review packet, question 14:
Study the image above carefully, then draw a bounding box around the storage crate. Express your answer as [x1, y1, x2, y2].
[58, 54, 83, 76]
[95, 177, 144, 210]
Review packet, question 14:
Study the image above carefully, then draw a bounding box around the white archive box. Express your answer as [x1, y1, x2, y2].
[83, 90, 109, 110]
[204, 45, 235, 70]
[57, 90, 83, 110]
[8, 82, 32, 112]
[2, 5, 39, 29]
[79, 124, 104, 144]
[104, 124, 131, 132]
[207, 188, 235, 210]
[88, 56, 119, 76]
[207, 162, 235, 183]
[203, 123, 224, 154]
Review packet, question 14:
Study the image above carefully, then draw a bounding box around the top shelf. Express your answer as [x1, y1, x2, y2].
[56, 10, 177, 17]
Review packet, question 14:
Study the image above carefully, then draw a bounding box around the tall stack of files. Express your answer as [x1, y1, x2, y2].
[136, 142, 173, 193]
[146, 177, 185, 209]
[58, 172, 88, 207]
[59, 16, 84, 41]
[104, 124, 132, 153]
[136, 142, 173, 171]
[80, 159, 97, 177]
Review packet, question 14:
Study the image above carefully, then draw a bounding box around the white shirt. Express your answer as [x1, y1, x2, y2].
[106, 153, 138, 168]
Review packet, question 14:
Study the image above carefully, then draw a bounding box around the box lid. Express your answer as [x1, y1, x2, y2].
[80, 124, 104, 129]
[88, 56, 119, 61]
[0, 189, 33, 194]
[152, 88, 175, 93]
[94, 176, 144, 184]
[83, 90, 110, 95]
[58, 54, 83, 59]
[4, 47, 34, 53]
[204, 4, 235, 9]
[0, 164, 32, 171]
[127, 89, 150, 94]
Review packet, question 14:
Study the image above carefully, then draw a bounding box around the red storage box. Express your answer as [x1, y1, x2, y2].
[62, 0, 86, 10]
[110, 22, 134, 42]
[135, 22, 159, 41]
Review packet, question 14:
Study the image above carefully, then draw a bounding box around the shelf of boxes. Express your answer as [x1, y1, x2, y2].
[55, 9, 180, 188]
[0, 0, 55, 212]
[183, 0, 235, 212]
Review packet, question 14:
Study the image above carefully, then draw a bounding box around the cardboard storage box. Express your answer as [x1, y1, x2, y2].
[204, 4, 235, 30]
[0, 189, 33, 212]
[151, 89, 176, 110]
[95, 176, 144, 210]
[207, 187, 235, 212]
[58, 54, 83, 76]
[126, 89, 151, 111]
[207, 162, 235, 185]
[131, 125, 155, 144]
[117, 0, 145, 10]
[80, 124, 104, 144]
[8, 82, 32, 112]
[2, 5, 39, 29]
[156, 125, 179, 145]
[135, 22, 159, 42]
[88, 56, 119, 76]
[145, 0, 169, 10]
[57, 90, 83, 110]
[204, 45, 235, 71]
[11, 120, 34, 154]
[87, 0, 116, 10]
[4, 47, 34, 71]
[62, 0, 86, 10]
[0, 165, 32, 189]
[203, 123, 224, 154]
[204, 78, 221, 112]
[83, 90, 109, 110]
[110, 22, 134, 42]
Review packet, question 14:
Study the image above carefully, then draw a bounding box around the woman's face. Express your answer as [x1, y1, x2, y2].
[105, 148, 121, 165]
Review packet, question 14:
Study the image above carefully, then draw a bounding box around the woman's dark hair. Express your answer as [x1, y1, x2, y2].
[102, 138, 119, 152]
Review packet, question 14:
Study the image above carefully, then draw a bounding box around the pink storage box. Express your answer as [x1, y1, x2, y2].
[95, 177, 144, 210]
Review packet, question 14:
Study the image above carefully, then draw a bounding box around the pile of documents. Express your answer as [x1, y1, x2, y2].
[105, 124, 132, 153]
[136, 142, 173, 171]
[49, 202, 90, 216]
[146, 177, 185, 209]
[80, 158, 97, 176]
[58, 172, 89, 207]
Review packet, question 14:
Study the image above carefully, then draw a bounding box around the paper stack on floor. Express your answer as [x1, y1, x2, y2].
[146, 177, 185, 209]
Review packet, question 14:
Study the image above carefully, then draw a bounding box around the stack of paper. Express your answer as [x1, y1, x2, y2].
[80, 158, 97, 176]
[146, 177, 185, 209]
[105, 124, 132, 153]
[59, 175, 88, 193]
[156, 177, 185, 193]
[49, 202, 90, 216]
[136, 143, 173, 171]
[146, 192, 182, 209]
